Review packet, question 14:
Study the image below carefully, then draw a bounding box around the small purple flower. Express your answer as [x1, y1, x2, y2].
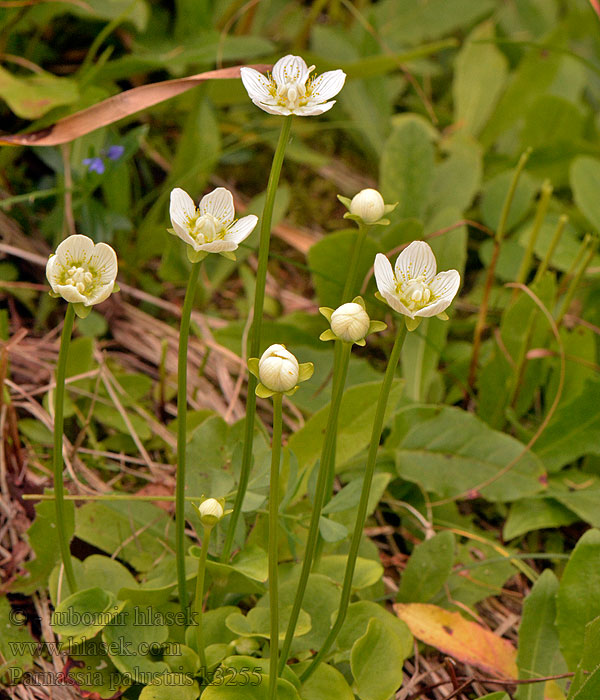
[83, 157, 105, 174]
[105, 145, 124, 161]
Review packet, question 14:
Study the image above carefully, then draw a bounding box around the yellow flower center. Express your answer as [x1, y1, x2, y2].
[64, 265, 95, 296]
[398, 275, 433, 311]
[187, 212, 226, 244]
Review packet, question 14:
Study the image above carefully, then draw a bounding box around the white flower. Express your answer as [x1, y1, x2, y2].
[46, 234, 117, 307]
[169, 187, 258, 260]
[350, 189, 385, 223]
[248, 344, 314, 398]
[374, 241, 460, 324]
[240, 55, 346, 117]
[198, 498, 224, 527]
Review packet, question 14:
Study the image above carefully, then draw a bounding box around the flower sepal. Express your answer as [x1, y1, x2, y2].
[186, 248, 209, 264]
[72, 303, 93, 319]
[405, 317, 422, 332]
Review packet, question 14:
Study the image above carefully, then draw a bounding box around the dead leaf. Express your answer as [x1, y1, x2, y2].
[393, 602, 518, 679]
[0, 64, 270, 147]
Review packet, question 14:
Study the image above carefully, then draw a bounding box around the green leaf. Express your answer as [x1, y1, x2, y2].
[570, 156, 600, 233]
[307, 230, 380, 308]
[49, 554, 138, 604]
[201, 673, 300, 700]
[139, 673, 199, 700]
[204, 545, 268, 596]
[292, 661, 354, 700]
[556, 529, 600, 669]
[453, 22, 508, 136]
[522, 95, 584, 150]
[350, 618, 408, 700]
[52, 588, 121, 644]
[534, 379, 600, 472]
[337, 600, 413, 655]
[480, 167, 536, 233]
[397, 531, 455, 603]
[568, 617, 600, 699]
[0, 66, 79, 119]
[392, 405, 546, 502]
[427, 137, 483, 216]
[380, 115, 435, 220]
[288, 380, 404, 473]
[315, 555, 383, 590]
[516, 570, 566, 700]
[0, 598, 34, 681]
[225, 606, 311, 640]
[322, 473, 391, 515]
[102, 601, 169, 682]
[75, 501, 186, 572]
[68, 636, 128, 697]
[16, 498, 75, 594]
[504, 499, 578, 540]
[318, 516, 348, 543]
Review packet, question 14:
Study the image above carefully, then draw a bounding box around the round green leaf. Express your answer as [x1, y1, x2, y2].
[52, 587, 121, 645]
[139, 672, 199, 700]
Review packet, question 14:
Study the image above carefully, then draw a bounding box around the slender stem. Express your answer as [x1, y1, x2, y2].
[279, 341, 352, 673]
[53, 303, 77, 593]
[533, 215, 568, 283]
[193, 525, 212, 670]
[342, 222, 369, 302]
[269, 393, 283, 700]
[513, 180, 552, 295]
[221, 115, 293, 563]
[300, 323, 408, 683]
[556, 236, 598, 324]
[468, 149, 531, 391]
[176, 261, 201, 615]
[313, 222, 370, 561]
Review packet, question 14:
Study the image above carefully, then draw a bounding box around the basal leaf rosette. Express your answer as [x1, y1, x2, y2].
[248, 344, 313, 398]
[319, 296, 386, 346]
[240, 54, 346, 117]
[46, 234, 118, 318]
[169, 186, 258, 263]
[374, 241, 460, 331]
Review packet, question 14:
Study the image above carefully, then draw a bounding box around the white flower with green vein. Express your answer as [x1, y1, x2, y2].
[169, 187, 258, 262]
[46, 234, 118, 318]
[374, 241, 460, 331]
[240, 55, 346, 117]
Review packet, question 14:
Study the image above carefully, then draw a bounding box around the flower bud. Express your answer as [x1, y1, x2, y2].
[349, 188, 385, 223]
[258, 344, 299, 393]
[330, 302, 371, 343]
[198, 498, 224, 527]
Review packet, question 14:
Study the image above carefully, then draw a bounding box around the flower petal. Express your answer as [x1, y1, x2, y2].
[254, 102, 293, 115]
[55, 234, 95, 268]
[240, 67, 273, 103]
[374, 253, 414, 317]
[414, 270, 461, 317]
[272, 55, 310, 86]
[197, 239, 238, 254]
[293, 101, 337, 116]
[89, 242, 118, 286]
[85, 282, 115, 306]
[309, 70, 346, 103]
[46, 255, 62, 291]
[199, 187, 235, 226]
[395, 241, 437, 284]
[55, 284, 88, 304]
[225, 215, 258, 244]
[170, 188, 196, 231]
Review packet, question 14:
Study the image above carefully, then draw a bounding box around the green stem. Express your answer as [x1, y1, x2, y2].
[300, 323, 408, 683]
[176, 261, 201, 615]
[279, 341, 352, 674]
[313, 222, 370, 562]
[53, 303, 77, 593]
[193, 525, 212, 670]
[534, 215, 568, 283]
[221, 115, 293, 563]
[556, 236, 598, 324]
[342, 222, 368, 301]
[269, 393, 283, 700]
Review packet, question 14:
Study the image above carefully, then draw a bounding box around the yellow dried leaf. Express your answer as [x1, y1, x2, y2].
[393, 603, 518, 679]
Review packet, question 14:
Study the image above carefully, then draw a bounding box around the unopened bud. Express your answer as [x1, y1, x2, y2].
[198, 498, 224, 527]
[258, 344, 299, 393]
[350, 188, 385, 223]
[330, 302, 371, 343]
